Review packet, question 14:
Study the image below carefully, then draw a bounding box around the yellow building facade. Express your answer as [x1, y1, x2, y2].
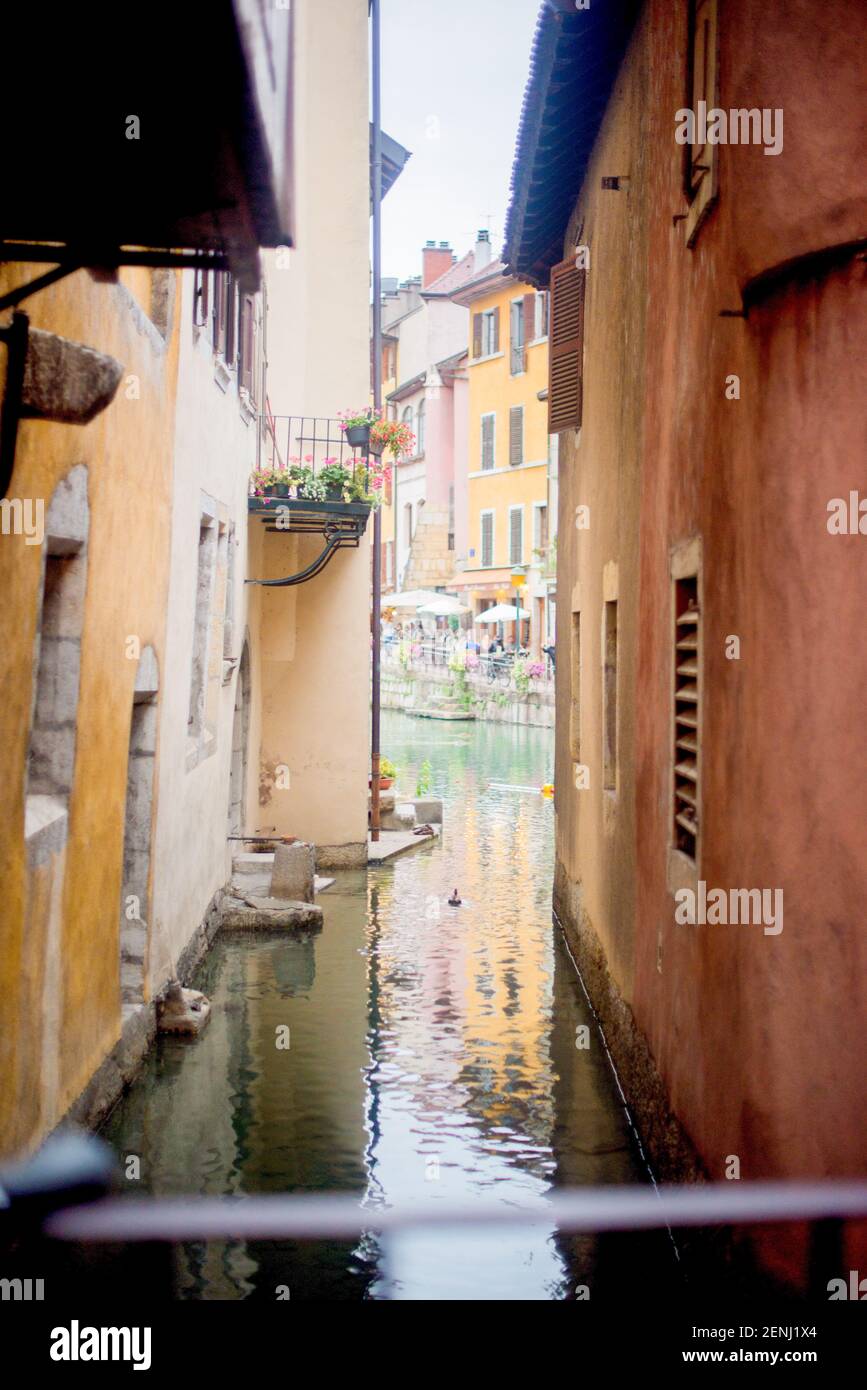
[0, 264, 181, 1157]
[450, 267, 551, 653]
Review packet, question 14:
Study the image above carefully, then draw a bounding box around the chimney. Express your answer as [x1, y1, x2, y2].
[474, 229, 492, 271]
[422, 239, 454, 287]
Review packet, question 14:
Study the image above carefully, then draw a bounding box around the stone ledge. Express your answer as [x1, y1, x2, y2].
[221, 896, 324, 932]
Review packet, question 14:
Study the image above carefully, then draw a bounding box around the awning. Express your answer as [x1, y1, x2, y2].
[0, 0, 296, 291]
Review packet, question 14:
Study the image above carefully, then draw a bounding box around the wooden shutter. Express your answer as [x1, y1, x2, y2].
[481, 513, 493, 567]
[509, 509, 523, 564]
[481, 414, 495, 469]
[473, 312, 483, 359]
[509, 406, 523, 466]
[548, 257, 585, 433]
[213, 272, 224, 351]
[523, 293, 534, 368]
[673, 576, 700, 859]
[492, 306, 500, 353]
[225, 277, 237, 364]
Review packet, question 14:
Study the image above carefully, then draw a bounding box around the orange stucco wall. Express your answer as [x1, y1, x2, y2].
[553, 0, 867, 1286]
[0, 264, 180, 1156]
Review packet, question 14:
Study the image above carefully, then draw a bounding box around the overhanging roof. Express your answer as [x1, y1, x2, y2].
[0, 0, 296, 291]
[503, 0, 640, 288]
[375, 129, 412, 202]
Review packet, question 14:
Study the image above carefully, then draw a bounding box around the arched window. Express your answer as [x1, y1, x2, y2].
[416, 398, 426, 455]
[402, 404, 413, 452]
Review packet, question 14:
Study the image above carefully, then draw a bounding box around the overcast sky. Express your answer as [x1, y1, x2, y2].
[380, 0, 541, 283]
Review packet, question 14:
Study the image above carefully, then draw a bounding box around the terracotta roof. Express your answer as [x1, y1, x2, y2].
[503, 0, 640, 287]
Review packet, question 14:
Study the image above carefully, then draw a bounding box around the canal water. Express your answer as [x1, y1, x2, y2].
[102, 710, 674, 1300]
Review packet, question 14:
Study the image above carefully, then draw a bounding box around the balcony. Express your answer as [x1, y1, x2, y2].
[248, 415, 375, 587]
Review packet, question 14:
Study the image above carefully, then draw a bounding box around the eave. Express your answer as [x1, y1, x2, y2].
[503, 0, 641, 288]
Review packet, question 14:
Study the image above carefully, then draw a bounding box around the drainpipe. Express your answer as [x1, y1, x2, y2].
[370, 0, 383, 842]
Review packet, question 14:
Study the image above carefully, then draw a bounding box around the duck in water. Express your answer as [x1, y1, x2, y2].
[448, 888, 462, 907]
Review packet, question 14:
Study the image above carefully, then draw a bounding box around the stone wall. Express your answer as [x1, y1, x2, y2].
[381, 666, 554, 730]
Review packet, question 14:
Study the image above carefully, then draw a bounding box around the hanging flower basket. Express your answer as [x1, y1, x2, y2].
[345, 423, 371, 450]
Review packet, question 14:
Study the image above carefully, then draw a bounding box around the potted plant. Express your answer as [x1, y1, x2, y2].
[250, 464, 291, 499]
[370, 756, 397, 790]
[338, 407, 379, 451]
[370, 416, 415, 460]
[317, 460, 353, 500]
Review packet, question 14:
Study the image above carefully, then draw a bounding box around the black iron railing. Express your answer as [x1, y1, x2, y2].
[260, 413, 369, 481]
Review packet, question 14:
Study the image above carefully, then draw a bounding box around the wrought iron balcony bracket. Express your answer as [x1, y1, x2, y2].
[245, 497, 371, 587]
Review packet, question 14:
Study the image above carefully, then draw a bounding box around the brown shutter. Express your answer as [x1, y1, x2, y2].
[509, 405, 523, 466]
[548, 257, 585, 433]
[492, 306, 500, 353]
[523, 293, 534, 340]
[473, 312, 482, 359]
[225, 277, 237, 364]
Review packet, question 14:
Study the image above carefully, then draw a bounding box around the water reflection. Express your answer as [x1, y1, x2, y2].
[102, 711, 672, 1299]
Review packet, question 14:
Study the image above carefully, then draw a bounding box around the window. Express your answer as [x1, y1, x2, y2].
[510, 299, 525, 374]
[480, 412, 495, 470]
[602, 600, 618, 790]
[533, 502, 549, 555]
[212, 272, 225, 353]
[193, 269, 210, 328]
[683, 0, 719, 244]
[569, 611, 581, 760]
[416, 398, 426, 455]
[225, 277, 237, 365]
[404, 501, 413, 548]
[509, 405, 524, 467]
[239, 295, 256, 398]
[480, 511, 494, 568]
[385, 540, 394, 585]
[548, 257, 586, 433]
[673, 575, 700, 859]
[188, 511, 217, 740]
[534, 290, 549, 340]
[402, 404, 414, 448]
[473, 307, 500, 359]
[509, 506, 523, 565]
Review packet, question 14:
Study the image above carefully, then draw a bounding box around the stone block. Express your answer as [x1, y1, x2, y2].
[270, 841, 315, 902]
[381, 803, 416, 831]
[157, 983, 211, 1036]
[221, 896, 324, 932]
[412, 797, 443, 824]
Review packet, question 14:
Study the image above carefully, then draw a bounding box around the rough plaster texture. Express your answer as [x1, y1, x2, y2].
[551, 0, 867, 1286]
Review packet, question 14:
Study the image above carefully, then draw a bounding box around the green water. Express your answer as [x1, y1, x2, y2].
[102, 711, 672, 1300]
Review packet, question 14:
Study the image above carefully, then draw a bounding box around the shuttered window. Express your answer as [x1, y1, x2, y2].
[509, 507, 523, 565]
[673, 576, 700, 859]
[603, 600, 618, 789]
[476, 307, 499, 358]
[683, 0, 719, 243]
[548, 257, 585, 434]
[509, 406, 523, 467]
[480, 512, 494, 567]
[194, 269, 209, 328]
[510, 299, 525, 374]
[225, 277, 237, 364]
[481, 413, 495, 470]
[239, 295, 255, 396]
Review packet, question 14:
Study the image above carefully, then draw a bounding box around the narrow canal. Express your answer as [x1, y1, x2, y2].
[102, 710, 675, 1300]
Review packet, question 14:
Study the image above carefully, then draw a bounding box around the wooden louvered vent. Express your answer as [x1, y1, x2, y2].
[673, 576, 700, 859]
[548, 257, 585, 434]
